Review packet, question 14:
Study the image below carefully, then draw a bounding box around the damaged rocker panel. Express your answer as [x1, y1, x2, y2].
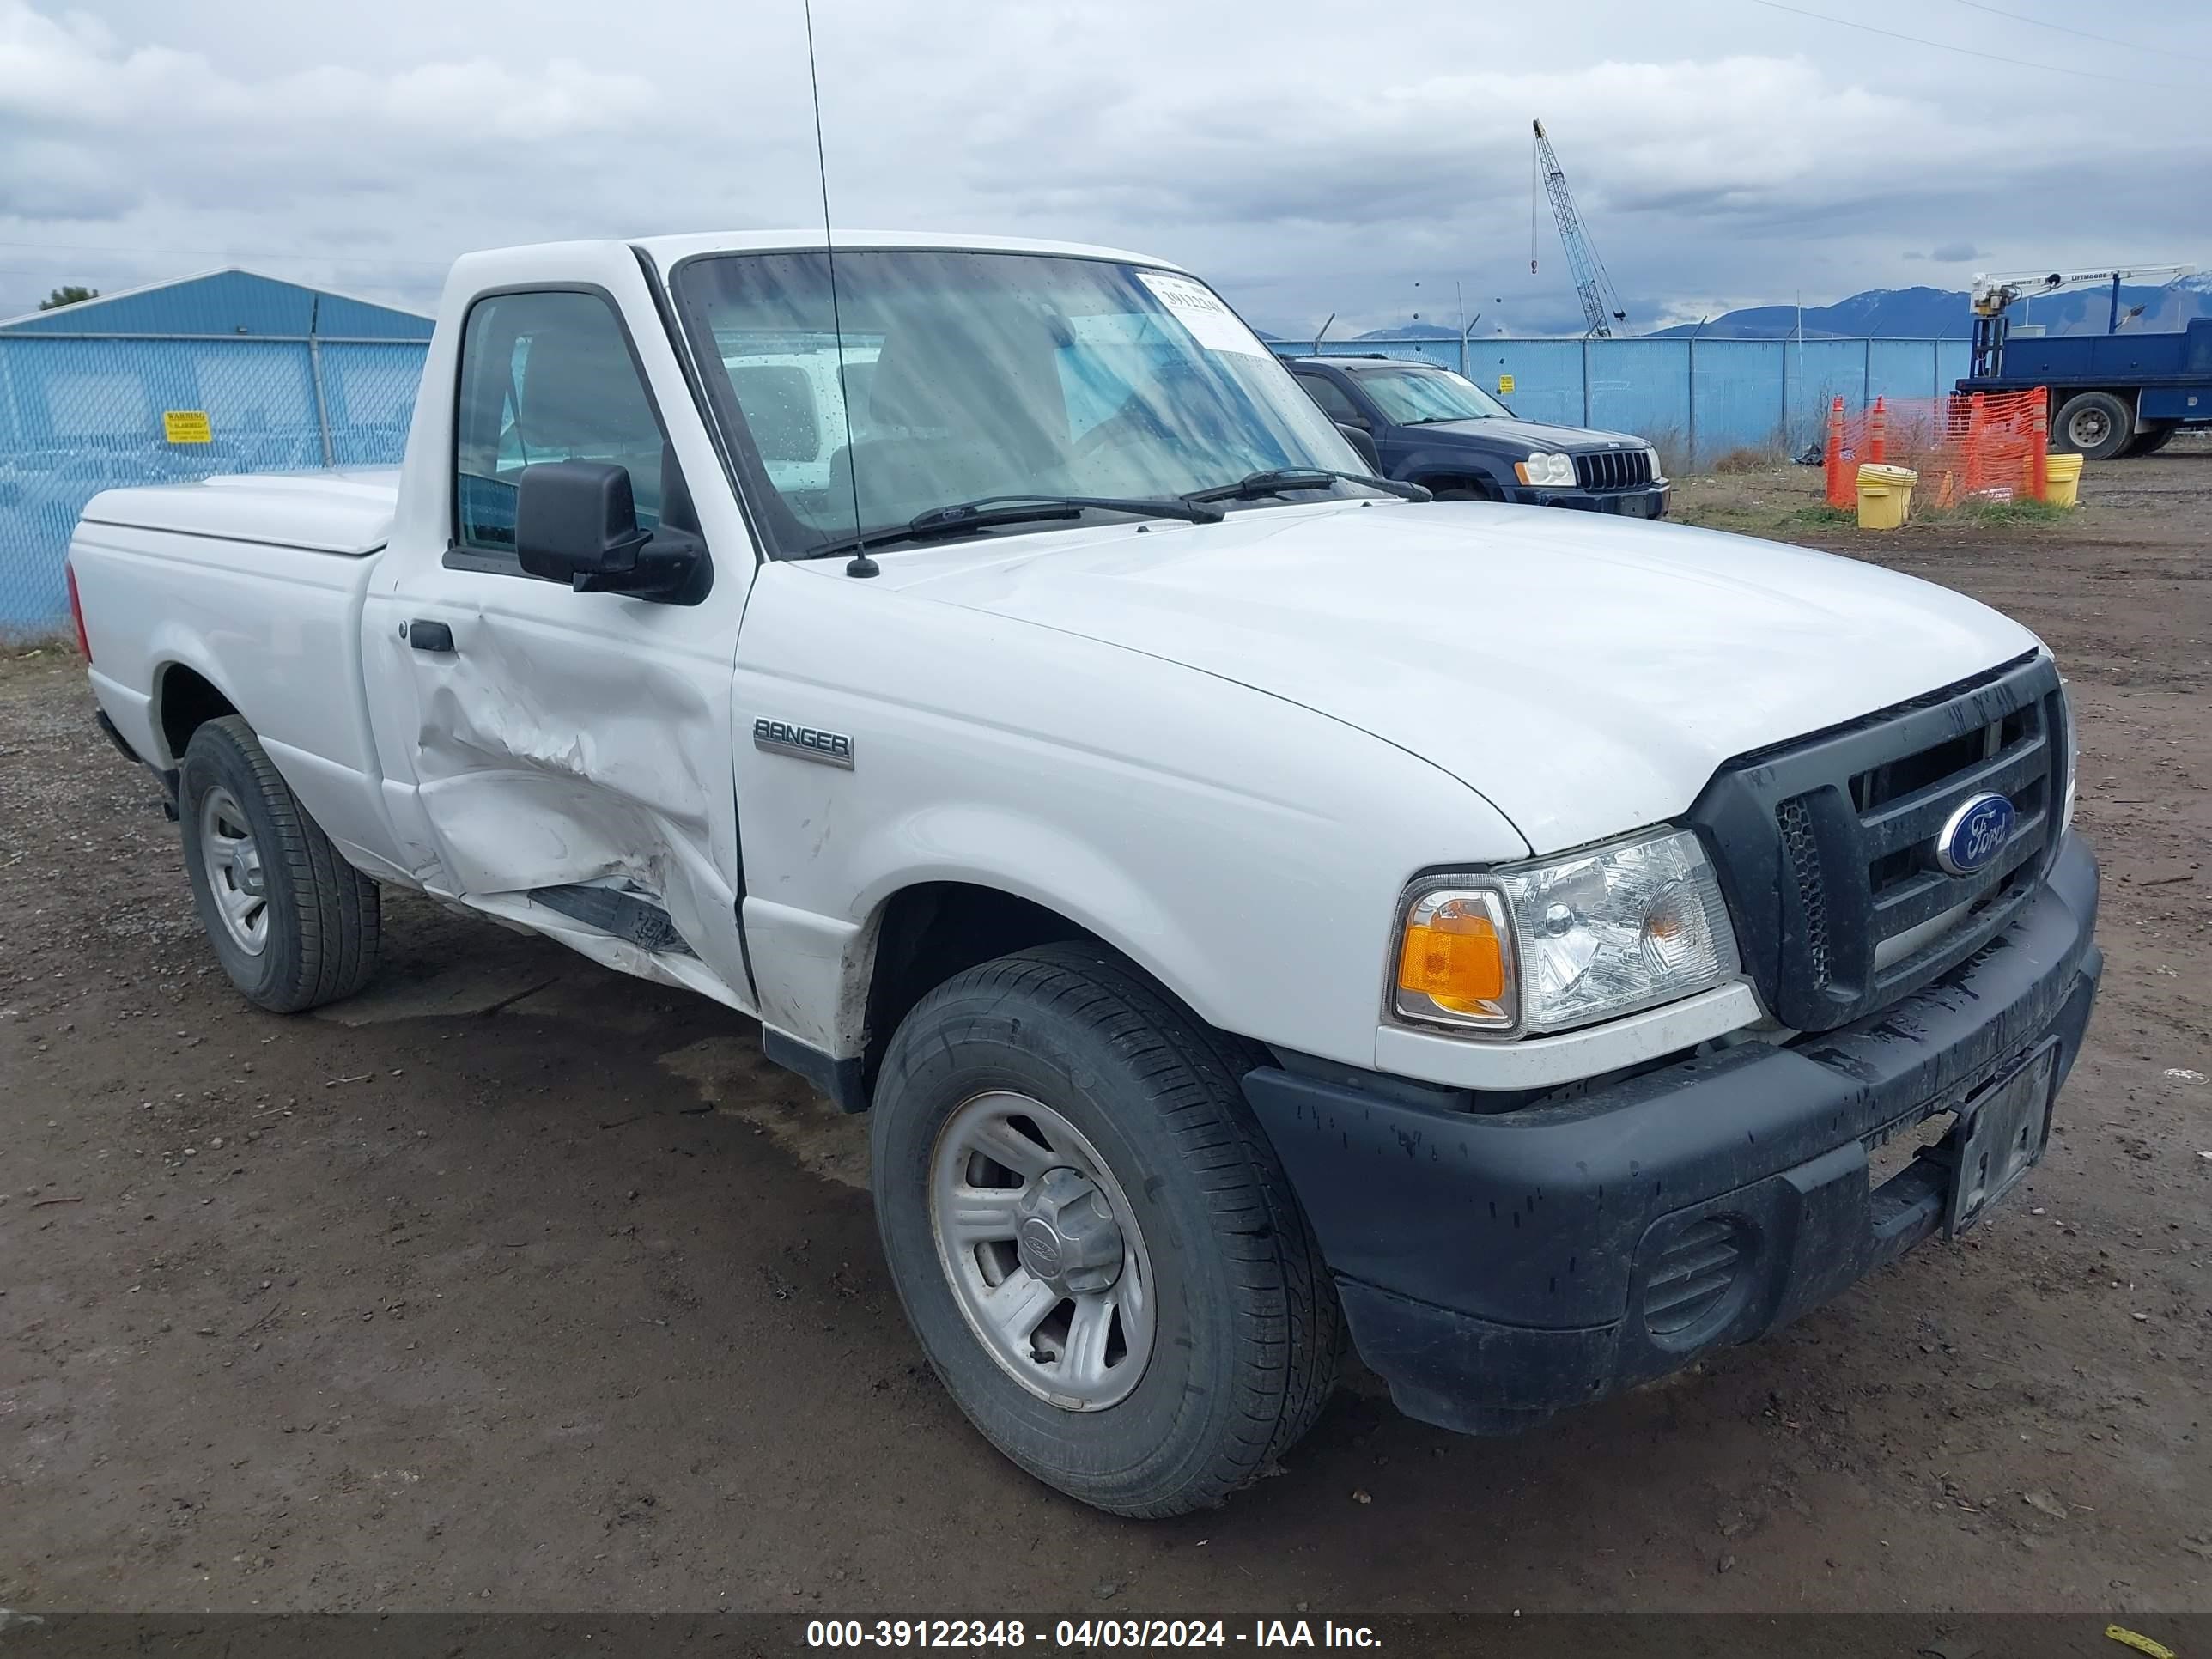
[528, 884, 698, 957]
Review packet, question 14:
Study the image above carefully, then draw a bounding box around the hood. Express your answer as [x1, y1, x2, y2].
[1401, 417, 1648, 453]
[889, 501, 2040, 854]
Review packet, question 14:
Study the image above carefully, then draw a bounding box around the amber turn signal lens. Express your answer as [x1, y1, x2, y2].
[1397, 898, 1506, 1011]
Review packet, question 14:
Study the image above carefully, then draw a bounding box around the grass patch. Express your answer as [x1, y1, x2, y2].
[1778, 497, 2069, 535]
[1925, 497, 2070, 526]
[1621, 461, 2075, 542]
[2, 628, 76, 657]
[0, 632, 80, 683]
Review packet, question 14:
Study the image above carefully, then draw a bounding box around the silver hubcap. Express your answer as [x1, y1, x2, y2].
[929, 1092, 1155, 1411]
[198, 786, 269, 956]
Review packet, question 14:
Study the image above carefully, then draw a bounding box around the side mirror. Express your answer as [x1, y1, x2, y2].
[1336, 422, 1382, 471]
[515, 460, 701, 597]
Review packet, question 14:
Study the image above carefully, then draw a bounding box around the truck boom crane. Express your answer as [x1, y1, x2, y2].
[1968, 263, 2194, 380]
[1531, 119, 1627, 338]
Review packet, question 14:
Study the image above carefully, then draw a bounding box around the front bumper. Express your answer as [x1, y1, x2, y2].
[1513, 481, 1669, 518]
[1243, 832, 2100, 1435]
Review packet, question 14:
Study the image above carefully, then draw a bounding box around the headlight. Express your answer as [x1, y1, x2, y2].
[1514, 452, 1577, 488]
[1393, 828, 1741, 1037]
[1644, 443, 1662, 477]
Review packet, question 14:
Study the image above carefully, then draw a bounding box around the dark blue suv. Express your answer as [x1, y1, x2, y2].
[1289, 356, 1669, 518]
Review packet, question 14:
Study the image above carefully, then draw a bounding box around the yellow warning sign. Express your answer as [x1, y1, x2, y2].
[162, 410, 212, 444]
[1497, 374, 1516, 396]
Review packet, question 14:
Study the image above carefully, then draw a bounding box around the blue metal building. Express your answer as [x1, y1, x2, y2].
[0, 270, 434, 630]
[0, 268, 432, 340]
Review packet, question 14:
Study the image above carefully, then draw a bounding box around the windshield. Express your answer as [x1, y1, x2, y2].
[1352, 366, 1514, 424]
[672, 248, 1372, 557]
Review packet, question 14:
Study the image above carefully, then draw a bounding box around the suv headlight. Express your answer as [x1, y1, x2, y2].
[1393, 828, 1741, 1036]
[1514, 452, 1577, 488]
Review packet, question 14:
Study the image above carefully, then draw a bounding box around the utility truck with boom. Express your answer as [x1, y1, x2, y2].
[68, 232, 2100, 1516]
[1962, 264, 2205, 459]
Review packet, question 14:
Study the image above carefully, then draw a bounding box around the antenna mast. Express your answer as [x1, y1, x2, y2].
[803, 0, 876, 577]
[1531, 119, 1628, 338]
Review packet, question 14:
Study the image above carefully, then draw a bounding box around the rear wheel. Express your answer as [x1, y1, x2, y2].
[2052, 392, 2133, 460]
[869, 943, 1340, 1516]
[2119, 424, 2176, 457]
[179, 715, 380, 1012]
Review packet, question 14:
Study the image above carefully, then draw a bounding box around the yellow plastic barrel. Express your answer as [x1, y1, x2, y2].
[2044, 452, 2083, 508]
[1856, 463, 1920, 530]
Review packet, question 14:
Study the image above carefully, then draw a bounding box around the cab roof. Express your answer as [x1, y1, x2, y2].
[634, 230, 1182, 269]
[457, 230, 1184, 272]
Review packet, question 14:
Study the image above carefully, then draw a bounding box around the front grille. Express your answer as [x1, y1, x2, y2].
[1644, 1215, 1749, 1339]
[1855, 700, 2049, 944]
[1571, 447, 1654, 490]
[1689, 653, 2064, 1033]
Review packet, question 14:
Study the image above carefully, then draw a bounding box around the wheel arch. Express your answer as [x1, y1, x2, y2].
[1408, 468, 1505, 499]
[851, 880, 1136, 1105]
[153, 660, 242, 769]
[1403, 450, 1510, 497]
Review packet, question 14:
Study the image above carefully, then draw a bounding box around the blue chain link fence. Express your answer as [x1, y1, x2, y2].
[1274, 335, 1975, 471]
[0, 334, 428, 633]
[3, 327, 1974, 633]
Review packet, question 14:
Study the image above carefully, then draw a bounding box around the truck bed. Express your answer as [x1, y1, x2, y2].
[70, 468, 412, 882]
[1962, 317, 2212, 402]
[79, 468, 401, 552]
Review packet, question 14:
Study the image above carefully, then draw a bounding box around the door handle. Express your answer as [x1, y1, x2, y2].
[405, 620, 455, 653]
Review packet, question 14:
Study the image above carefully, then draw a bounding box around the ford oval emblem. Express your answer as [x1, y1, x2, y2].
[1935, 791, 2015, 877]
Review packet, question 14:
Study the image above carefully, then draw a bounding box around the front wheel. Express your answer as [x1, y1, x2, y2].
[869, 944, 1340, 1516]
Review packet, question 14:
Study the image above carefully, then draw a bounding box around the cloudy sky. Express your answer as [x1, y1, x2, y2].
[3, 0, 2208, 336]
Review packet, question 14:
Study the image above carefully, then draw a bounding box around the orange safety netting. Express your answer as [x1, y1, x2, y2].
[1825, 387, 2051, 509]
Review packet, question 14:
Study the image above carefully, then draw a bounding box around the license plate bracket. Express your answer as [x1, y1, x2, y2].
[1942, 1042, 2059, 1237]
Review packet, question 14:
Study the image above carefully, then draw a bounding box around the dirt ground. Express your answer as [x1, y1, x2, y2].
[2, 444, 2207, 1620]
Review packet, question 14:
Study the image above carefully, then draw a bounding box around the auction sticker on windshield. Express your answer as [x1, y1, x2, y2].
[1137, 270, 1268, 356]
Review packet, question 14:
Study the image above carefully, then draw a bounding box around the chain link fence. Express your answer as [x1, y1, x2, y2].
[0, 334, 428, 633]
[3, 326, 1979, 633]
[1273, 336, 1976, 470]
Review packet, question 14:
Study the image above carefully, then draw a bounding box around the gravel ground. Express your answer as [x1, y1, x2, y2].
[2, 446, 2206, 1618]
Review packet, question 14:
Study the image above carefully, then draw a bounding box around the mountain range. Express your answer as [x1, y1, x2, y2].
[1317, 276, 2209, 343]
[1644, 279, 2209, 339]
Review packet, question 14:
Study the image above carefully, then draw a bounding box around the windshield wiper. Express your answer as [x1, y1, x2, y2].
[798, 493, 1224, 562]
[1182, 468, 1431, 505]
[1401, 415, 1484, 426]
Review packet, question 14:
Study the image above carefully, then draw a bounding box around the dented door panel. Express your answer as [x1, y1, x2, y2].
[375, 584, 754, 1008]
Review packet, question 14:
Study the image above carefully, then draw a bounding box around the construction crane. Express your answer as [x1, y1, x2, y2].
[1531, 119, 1627, 337]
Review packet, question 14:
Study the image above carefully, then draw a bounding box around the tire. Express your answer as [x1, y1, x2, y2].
[869, 942, 1341, 1516]
[1431, 482, 1498, 501]
[2119, 425, 2176, 457]
[2052, 392, 2134, 461]
[179, 715, 380, 1013]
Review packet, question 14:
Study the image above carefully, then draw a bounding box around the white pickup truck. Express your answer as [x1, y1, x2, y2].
[69, 232, 2101, 1517]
